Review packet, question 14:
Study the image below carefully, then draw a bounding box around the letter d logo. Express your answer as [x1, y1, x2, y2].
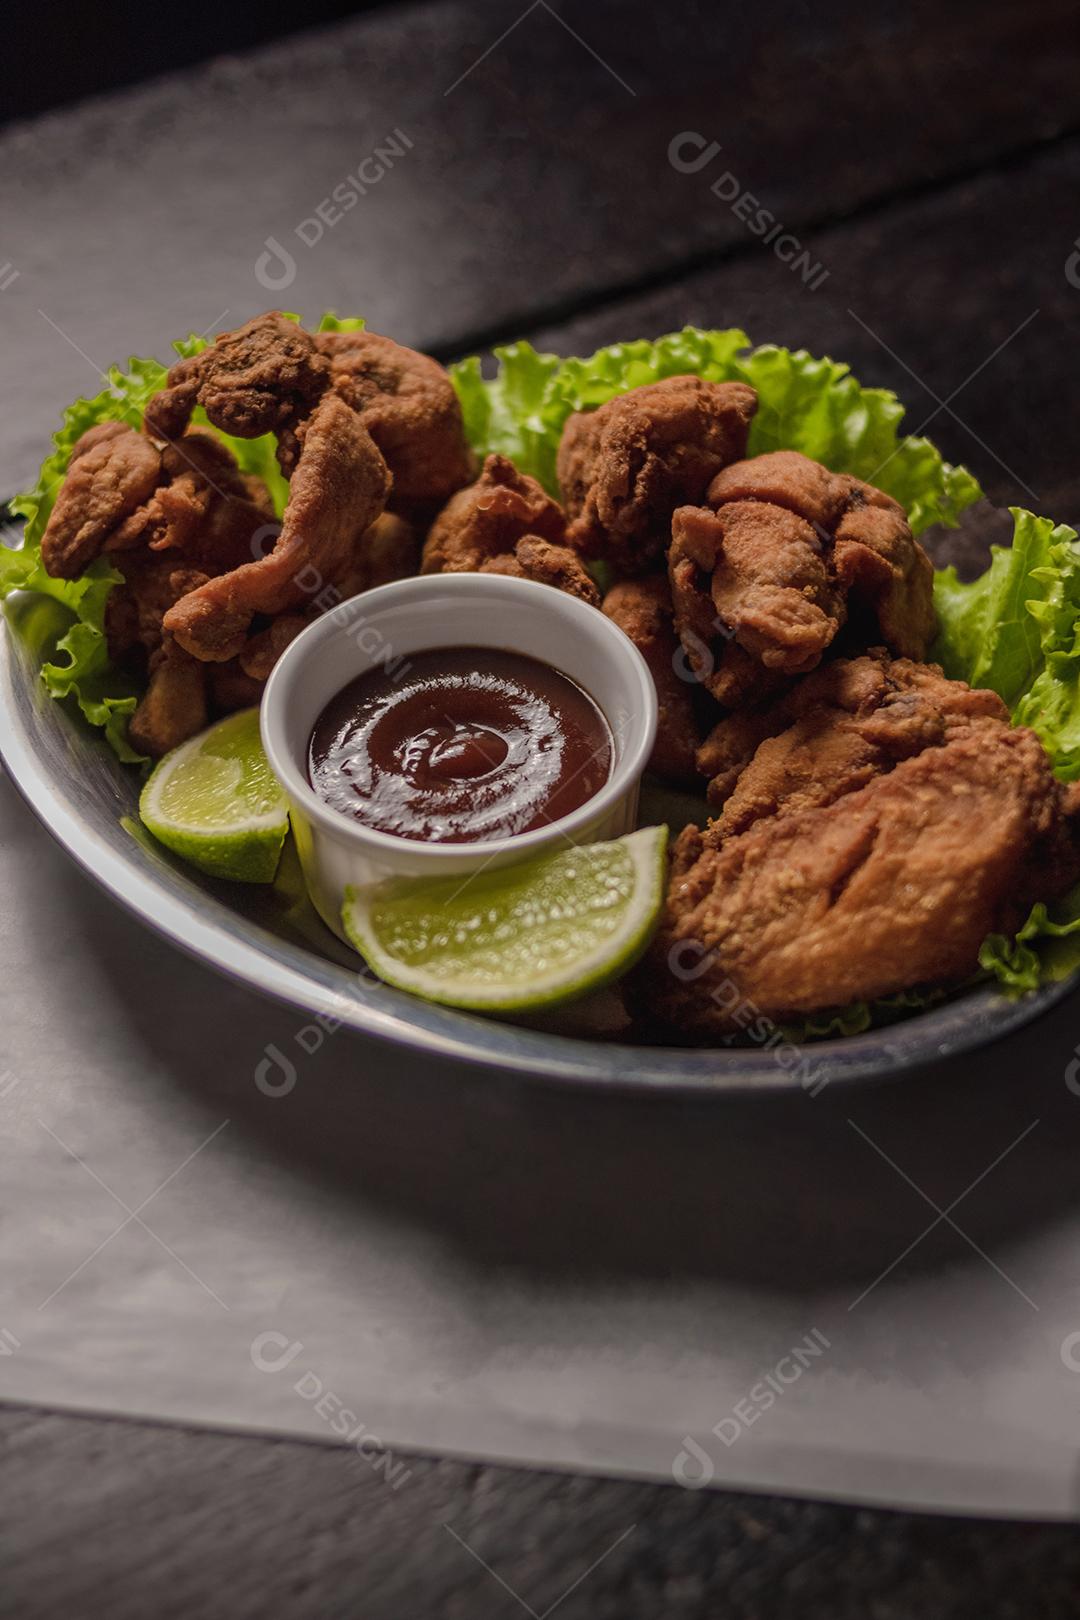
[672, 1435, 715, 1489]
[255, 1044, 298, 1098]
[250, 1331, 304, 1373]
[255, 235, 298, 292]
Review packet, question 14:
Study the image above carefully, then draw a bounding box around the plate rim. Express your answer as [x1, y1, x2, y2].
[1, 612, 1074, 1098]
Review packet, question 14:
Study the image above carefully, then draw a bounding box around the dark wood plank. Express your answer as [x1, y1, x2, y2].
[5, 10, 1080, 1615]
[4, 1402, 1080, 1620]
[0, 0, 385, 123]
[2, 0, 1078, 495]
[522, 135, 1080, 529]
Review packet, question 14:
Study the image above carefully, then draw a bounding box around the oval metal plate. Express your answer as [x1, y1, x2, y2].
[1, 594, 1073, 1096]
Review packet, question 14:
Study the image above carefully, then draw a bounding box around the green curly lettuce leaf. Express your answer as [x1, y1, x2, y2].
[935, 508, 1080, 777]
[790, 508, 1080, 1009]
[980, 892, 1080, 995]
[455, 334, 1080, 1009]
[933, 507, 1080, 995]
[450, 326, 982, 534]
[9, 317, 1072, 1016]
[316, 312, 366, 334]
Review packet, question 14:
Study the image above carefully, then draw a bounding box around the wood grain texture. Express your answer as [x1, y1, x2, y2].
[523, 135, 1080, 527]
[2, 0, 1079, 491]
[5, 4, 1080, 1613]
[4, 1404, 1080, 1620]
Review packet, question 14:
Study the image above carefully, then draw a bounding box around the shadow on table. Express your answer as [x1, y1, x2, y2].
[57, 820, 1080, 1293]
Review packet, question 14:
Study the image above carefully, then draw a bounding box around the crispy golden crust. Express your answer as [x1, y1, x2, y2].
[669, 450, 936, 704]
[420, 454, 600, 605]
[144, 312, 331, 443]
[330, 511, 420, 600]
[479, 535, 600, 605]
[422, 453, 567, 574]
[698, 651, 1009, 823]
[556, 377, 758, 573]
[602, 575, 708, 784]
[641, 713, 1080, 1034]
[43, 423, 275, 590]
[314, 330, 474, 510]
[41, 424, 162, 578]
[127, 640, 209, 759]
[164, 394, 391, 662]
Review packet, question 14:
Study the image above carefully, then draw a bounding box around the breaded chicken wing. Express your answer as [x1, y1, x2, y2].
[557, 376, 758, 573]
[640, 664, 1080, 1034]
[164, 394, 391, 662]
[696, 650, 1007, 815]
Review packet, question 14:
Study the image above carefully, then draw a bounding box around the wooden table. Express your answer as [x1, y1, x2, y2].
[3, 2, 1080, 1612]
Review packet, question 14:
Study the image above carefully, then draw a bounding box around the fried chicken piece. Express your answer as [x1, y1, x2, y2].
[310, 329, 473, 510]
[422, 453, 566, 570]
[41, 423, 162, 577]
[128, 639, 209, 759]
[105, 554, 214, 668]
[642, 717, 1080, 1035]
[139, 434, 276, 562]
[208, 659, 265, 715]
[420, 452, 574, 574]
[669, 451, 936, 705]
[330, 512, 420, 599]
[163, 394, 391, 662]
[603, 575, 707, 784]
[144, 312, 331, 443]
[237, 615, 310, 683]
[229, 514, 419, 690]
[708, 450, 936, 657]
[479, 535, 600, 605]
[42, 423, 274, 587]
[670, 501, 844, 706]
[556, 377, 758, 573]
[421, 454, 597, 604]
[696, 651, 1007, 815]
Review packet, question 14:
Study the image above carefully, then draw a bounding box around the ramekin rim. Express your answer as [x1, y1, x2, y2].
[260, 572, 659, 860]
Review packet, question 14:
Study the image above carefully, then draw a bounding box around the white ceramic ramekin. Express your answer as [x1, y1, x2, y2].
[261, 573, 658, 940]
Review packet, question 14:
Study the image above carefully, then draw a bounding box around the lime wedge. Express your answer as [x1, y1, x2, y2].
[342, 826, 669, 1011]
[139, 708, 289, 883]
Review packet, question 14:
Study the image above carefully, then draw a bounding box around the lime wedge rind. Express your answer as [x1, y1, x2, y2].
[139, 709, 290, 884]
[341, 825, 669, 1011]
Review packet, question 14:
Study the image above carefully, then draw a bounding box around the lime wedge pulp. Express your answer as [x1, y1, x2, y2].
[139, 708, 289, 883]
[341, 825, 669, 1011]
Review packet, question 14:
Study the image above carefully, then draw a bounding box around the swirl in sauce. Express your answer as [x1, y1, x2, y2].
[307, 647, 613, 843]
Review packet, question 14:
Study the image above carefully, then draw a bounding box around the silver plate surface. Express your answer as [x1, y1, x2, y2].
[1, 593, 1072, 1094]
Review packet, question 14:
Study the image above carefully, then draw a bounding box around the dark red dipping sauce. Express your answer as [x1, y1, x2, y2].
[308, 647, 613, 843]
